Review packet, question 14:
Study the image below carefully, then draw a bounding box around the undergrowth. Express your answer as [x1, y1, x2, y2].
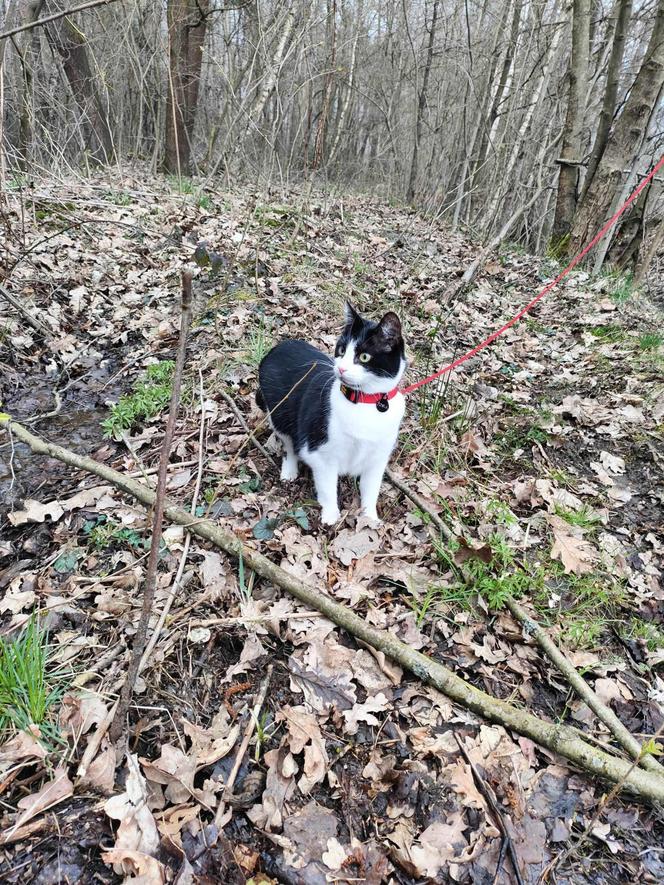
[0, 618, 68, 747]
[102, 360, 174, 437]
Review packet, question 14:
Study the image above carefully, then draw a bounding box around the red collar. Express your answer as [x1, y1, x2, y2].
[340, 383, 400, 411]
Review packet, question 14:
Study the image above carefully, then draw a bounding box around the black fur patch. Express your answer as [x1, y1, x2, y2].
[335, 303, 404, 379]
[257, 340, 335, 452]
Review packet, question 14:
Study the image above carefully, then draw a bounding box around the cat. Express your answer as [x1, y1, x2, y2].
[256, 303, 406, 525]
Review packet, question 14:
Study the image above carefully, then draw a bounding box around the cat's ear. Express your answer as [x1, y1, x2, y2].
[376, 312, 402, 348]
[344, 301, 361, 327]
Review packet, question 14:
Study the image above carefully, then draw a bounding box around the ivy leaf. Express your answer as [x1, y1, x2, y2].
[193, 242, 210, 267]
[289, 507, 310, 531]
[53, 550, 81, 574]
[252, 517, 281, 540]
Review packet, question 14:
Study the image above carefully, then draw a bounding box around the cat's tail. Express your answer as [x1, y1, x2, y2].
[256, 387, 266, 412]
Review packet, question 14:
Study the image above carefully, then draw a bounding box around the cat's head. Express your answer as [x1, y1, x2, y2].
[333, 302, 406, 393]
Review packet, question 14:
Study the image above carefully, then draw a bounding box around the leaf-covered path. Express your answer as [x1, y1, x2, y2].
[1, 172, 663, 883]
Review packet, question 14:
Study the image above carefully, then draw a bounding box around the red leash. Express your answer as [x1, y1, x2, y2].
[401, 154, 664, 395]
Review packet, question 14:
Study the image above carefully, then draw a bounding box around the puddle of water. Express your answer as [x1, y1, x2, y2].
[0, 364, 126, 512]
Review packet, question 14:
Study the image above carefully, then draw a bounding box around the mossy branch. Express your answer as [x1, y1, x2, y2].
[3, 418, 664, 803]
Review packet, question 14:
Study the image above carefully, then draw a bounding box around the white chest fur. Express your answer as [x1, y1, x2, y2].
[325, 386, 405, 476]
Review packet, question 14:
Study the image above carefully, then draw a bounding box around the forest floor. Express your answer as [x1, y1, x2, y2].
[0, 169, 663, 885]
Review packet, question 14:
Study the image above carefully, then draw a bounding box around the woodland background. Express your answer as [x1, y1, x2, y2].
[1, 0, 664, 276]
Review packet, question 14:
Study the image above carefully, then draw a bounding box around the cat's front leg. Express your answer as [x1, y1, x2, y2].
[359, 459, 388, 523]
[312, 465, 340, 525]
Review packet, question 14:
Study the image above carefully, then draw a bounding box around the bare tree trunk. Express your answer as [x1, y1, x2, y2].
[551, 0, 591, 249]
[605, 178, 651, 270]
[164, 0, 209, 175]
[327, 32, 357, 167]
[406, 0, 439, 204]
[312, 0, 336, 170]
[569, 0, 664, 260]
[44, 0, 115, 164]
[634, 209, 664, 286]
[483, 21, 564, 233]
[244, 8, 296, 137]
[582, 0, 632, 201]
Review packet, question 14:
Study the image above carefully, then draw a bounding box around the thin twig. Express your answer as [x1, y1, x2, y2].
[138, 370, 207, 674]
[215, 663, 274, 826]
[454, 733, 525, 885]
[109, 272, 193, 743]
[218, 388, 276, 465]
[0, 284, 53, 338]
[0, 0, 124, 42]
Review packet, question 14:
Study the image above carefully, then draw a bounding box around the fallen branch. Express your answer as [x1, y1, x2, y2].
[504, 598, 664, 777]
[386, 468, 664, 777]
[109, 272, 193, 743]
[0, 284, 53, 338]
[3, 422, 664, 802]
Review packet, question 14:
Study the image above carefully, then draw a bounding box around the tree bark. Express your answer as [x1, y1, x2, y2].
[244, 8, 296, 138]
[406, 0, 439, 204]
[551, 0, 591, 249]
[568, 0, 664, 260]
[164, 0, 209, 176]
[44, 0, 115, 164]
[312, 0, 336, 170]
[582, 0, 633, 201]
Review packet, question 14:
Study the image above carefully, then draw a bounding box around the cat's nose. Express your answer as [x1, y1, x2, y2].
[338, 367, 345, 375]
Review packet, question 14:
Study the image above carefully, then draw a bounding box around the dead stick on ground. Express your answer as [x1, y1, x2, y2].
[138, 370, 207, 674]
[541, 719, 664, 882]
[3, 422, 664, 802]
[109, 271, 193, 743]
[218, 389, 275, 465]
[503, 597, 664, 777]
[0, 284, 53, 338]
[454, 734, 524, 885]
[385, 467, 664, 777]
[215, 663, 274, 827]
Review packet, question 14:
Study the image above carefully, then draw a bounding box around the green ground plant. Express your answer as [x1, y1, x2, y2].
[102, 360, 174, 437]
[0, 618, 69, 747]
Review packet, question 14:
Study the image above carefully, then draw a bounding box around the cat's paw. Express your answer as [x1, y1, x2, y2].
[360, 510, 383, 527]
[320, 507, 341, 526]
[280, 460, 299, 481]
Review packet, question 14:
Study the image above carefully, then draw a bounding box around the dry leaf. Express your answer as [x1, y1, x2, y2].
[1, 766, 73, 843]
[277, 705, 329, 794]
[548, 515, 597, 574]
[342, 693, 390, 735]
[79, 738, 116, 794]
[101, 848, 166, 883]
[104, 754, 160, 865]
[183, 715, 240, 768]
[8, 498, 64, 526]
[331, 527, 380, 566]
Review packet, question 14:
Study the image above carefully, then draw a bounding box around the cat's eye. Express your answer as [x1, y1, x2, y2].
[337, 345, 346, 357]
[358, 352, 371, 363]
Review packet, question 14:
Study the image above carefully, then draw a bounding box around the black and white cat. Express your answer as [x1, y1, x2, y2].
[257, 303, 407, 525]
